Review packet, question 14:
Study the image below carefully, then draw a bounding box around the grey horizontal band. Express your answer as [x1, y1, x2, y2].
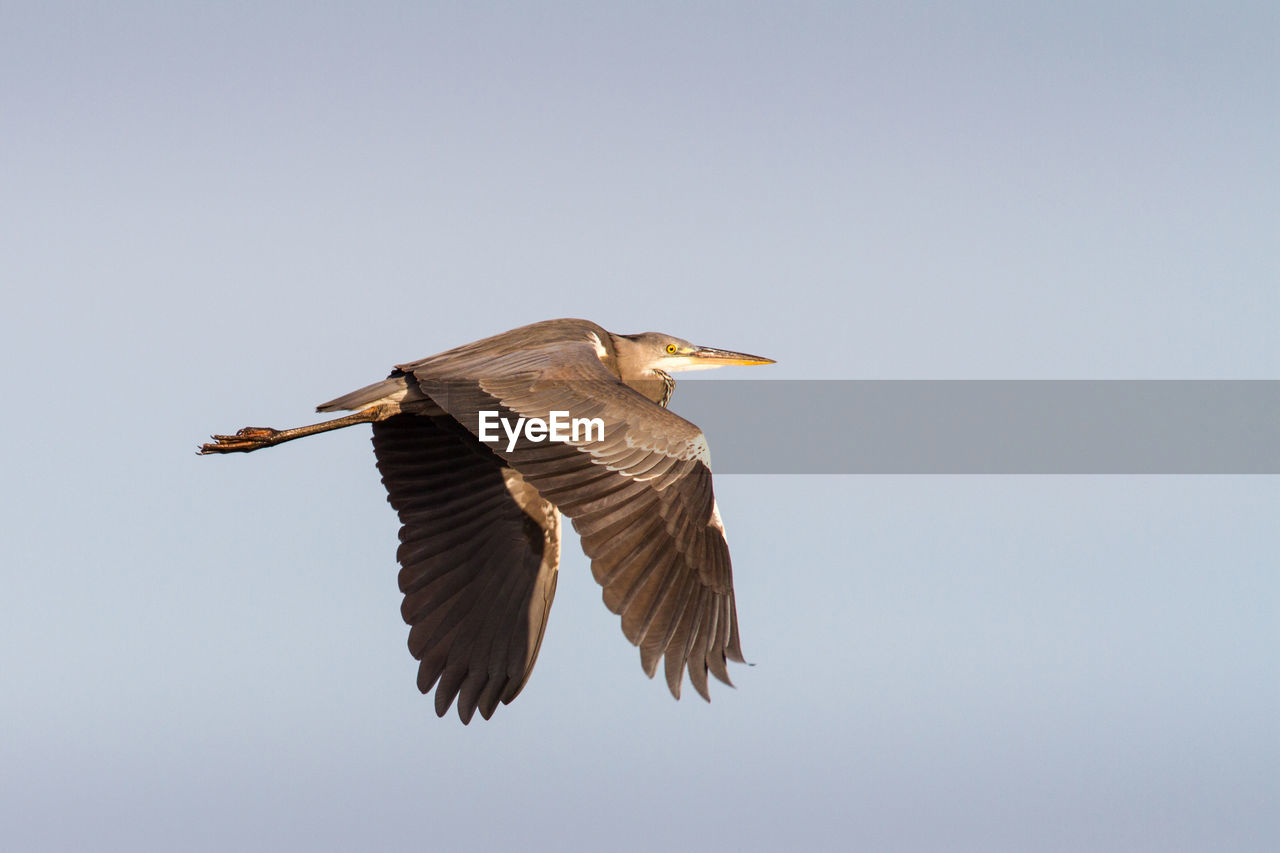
[668, 380, 1280, 474]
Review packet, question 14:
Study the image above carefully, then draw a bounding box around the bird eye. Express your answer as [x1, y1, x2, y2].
[666, 344, 677, 354]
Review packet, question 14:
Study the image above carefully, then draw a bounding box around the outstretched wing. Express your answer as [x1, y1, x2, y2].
[402, 329, 745, 701]
[372, 413, 560, 723]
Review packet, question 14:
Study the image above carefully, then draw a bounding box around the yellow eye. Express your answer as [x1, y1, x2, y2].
[666, 344, 677, 354]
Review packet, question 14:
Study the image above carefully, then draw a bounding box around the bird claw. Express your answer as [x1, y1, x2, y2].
[199, 427, 279, 454]
[233, 427, 278, 439]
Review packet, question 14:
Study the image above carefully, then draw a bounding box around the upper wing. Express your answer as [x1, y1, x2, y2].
[372, 413, 560, 723]
[404, 335, 745, 701]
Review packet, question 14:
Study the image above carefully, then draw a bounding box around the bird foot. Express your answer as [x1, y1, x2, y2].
[199, 427, 281, 454]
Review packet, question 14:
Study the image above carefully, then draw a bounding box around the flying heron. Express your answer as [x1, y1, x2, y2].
[200, 318, 774, 722]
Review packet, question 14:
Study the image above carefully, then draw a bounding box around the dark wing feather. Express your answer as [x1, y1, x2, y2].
[403, 331, 745, 701]
[372, 413, 560, 723]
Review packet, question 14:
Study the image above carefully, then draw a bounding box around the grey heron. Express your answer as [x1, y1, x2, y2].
[200, 318, 774, 723]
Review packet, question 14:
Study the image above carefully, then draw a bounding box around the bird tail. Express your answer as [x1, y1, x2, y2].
[316, 373, 411, 413]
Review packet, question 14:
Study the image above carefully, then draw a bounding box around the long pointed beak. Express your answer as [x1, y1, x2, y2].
[691, 346, 775, 366]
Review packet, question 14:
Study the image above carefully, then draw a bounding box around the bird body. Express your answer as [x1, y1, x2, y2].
[201, 318, 773, 722]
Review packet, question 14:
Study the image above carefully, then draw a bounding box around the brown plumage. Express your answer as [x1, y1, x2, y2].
[200, 318, 773, 723]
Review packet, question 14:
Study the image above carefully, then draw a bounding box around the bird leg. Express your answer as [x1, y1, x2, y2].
[199, 406, 386, 455]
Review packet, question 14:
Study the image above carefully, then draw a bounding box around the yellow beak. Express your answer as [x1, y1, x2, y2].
[691, 346, 776, 366]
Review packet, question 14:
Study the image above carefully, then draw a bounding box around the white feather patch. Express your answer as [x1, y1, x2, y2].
[709, 499, 726, 535]
[589, 331, 608, 359]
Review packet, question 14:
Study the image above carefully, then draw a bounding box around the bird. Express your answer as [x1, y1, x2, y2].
[200, 318, 774, 723]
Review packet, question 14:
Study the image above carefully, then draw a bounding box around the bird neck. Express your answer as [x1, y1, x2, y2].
[625, 369, 674, 408]
[655, 369, 675, 408]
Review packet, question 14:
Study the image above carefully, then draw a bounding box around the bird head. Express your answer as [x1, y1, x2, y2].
[618, 332, 775, 374]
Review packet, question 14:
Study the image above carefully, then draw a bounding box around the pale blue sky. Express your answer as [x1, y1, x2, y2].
[2, 3, 1277, 851]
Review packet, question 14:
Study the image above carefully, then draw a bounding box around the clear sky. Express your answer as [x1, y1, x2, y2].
[2, 3, 1277, 851]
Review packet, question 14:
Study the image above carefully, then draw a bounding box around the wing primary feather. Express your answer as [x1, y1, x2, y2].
[664, 586, 709, 699]
[600, 535, 670, 614]
[685, 599, 712, 702]
[639, 570, 696, 677]
[429, 541, 524, 720]
[616, 547, 679, 642]
[454, 544, 531, 723]
[629, 554, 688, 651]
[502, 566, 558, 705]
